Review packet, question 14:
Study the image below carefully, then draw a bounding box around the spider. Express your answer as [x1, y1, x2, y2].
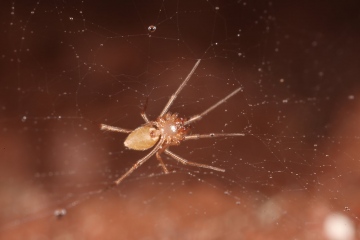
[101, 59, 244, 185]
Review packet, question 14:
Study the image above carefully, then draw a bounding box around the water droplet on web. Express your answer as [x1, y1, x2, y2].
[22, 116, 27, 122]
[54, 209, 67, 219]
[69, 17, 73, 21]
[148, 25, 156, 33]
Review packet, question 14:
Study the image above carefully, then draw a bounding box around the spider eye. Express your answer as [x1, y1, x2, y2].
[162, 122, 179, 136]
[170, 125, 177, 132]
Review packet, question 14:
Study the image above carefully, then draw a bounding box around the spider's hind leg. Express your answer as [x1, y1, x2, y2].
[100, 124, 132, 133]
[114, 137, 166, 185]
[156, 152, 170, 174]
[141, 97, 150, 123]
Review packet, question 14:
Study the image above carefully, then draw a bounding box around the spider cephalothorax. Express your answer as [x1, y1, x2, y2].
[101, 59, 244, 185]
[152, 113, 190, 146]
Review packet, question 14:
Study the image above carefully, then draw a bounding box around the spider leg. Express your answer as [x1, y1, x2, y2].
[184, 133, 245, 140]
[159, 59, 201, 117]
[141, 97, 150, 123]
[100, 124, 132, 134]
[141, 112, 150, 123]
[156, 152, 169, 174]
[114, 137, 166, 185]
[185, 87, 242, 125]
[164, 149, 225, 172]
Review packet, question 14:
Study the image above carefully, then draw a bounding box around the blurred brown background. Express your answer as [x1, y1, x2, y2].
[0, 0, 360, 239]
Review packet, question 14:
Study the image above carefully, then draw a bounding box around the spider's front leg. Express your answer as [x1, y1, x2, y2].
[184, 132, 245, 140]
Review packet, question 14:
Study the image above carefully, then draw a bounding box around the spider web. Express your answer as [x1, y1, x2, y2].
[1, 0, 360, 239]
